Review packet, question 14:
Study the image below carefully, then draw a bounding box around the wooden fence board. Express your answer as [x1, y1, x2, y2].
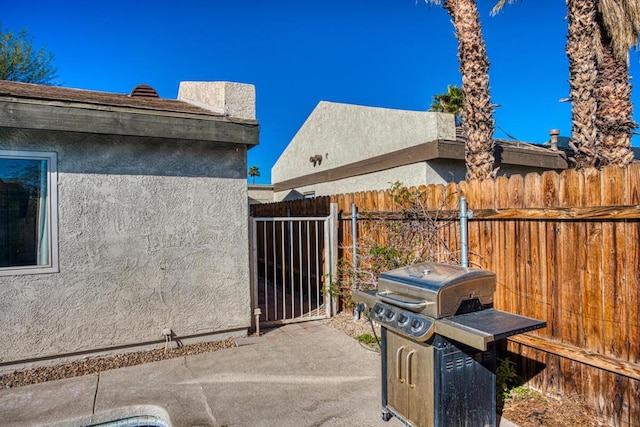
[601, 167, 625, 362]
[464, 179, 481, 268]
[445, 182, 459, 211]
[523, 173, 544, 333]
[624, 165, 640, 377]
[559, 170, 585, 398]
[625, 222, 640, 427]
[494, 176, 512, 312]
[579, 169, 605, 410]
[630, 380, 640, 427]
[479, 179, 495, 275]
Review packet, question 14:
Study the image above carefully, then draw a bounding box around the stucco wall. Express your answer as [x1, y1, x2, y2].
[0, 128, 250, 367]
[271, 102, 455, 184]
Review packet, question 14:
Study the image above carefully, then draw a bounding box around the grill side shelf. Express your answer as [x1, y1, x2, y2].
[434, 309, 547, 351]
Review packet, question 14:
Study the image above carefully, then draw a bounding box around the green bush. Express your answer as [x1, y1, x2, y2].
[356, 333, 377, 345]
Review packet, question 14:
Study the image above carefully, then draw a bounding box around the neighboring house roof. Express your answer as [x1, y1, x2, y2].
[272, 101, 568, 193]
[0, 80, 259, 146]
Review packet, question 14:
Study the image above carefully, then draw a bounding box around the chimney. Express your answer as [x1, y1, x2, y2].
[177, 81, 255, 120]
[549, 129, 560, 150]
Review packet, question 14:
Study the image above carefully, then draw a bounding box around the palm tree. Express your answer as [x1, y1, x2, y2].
[425, 0, 496, 181]
[594, 0, 638, 166]
[494, 0, 638, 169]
[565, 0, 600, 169]
[430, 84, 464, 125]
[248, 165, 260, 184]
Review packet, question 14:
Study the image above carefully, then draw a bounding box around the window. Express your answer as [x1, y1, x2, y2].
[303, 191, 315, 199]
[0, 150, 58, 276]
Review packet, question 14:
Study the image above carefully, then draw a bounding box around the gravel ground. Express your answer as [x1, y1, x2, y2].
[0, 338, 235, 389]
[323, 311, 381, 345]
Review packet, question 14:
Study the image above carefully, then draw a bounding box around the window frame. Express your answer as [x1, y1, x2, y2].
[0, 150, 59, 276]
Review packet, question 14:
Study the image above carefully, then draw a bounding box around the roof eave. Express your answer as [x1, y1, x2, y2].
[273, 139, 568, 192]
[0, 98, 259, 147]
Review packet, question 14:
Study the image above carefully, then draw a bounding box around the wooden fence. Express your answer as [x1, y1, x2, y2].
[252, 164, 640, 426]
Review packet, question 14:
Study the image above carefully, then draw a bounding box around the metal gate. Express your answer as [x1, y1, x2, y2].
[250, 215, 334, 327]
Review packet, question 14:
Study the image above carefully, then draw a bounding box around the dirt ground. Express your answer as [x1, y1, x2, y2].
[1, 313, 601, 426]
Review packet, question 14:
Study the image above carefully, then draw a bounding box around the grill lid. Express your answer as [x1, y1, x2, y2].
[378, 263, 494, 292]
[377, 262, 496, 318]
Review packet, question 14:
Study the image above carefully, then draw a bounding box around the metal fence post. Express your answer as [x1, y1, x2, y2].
[459, 197, 473, 268]
[328, 203, 339, 317]
[351, 202, 358, 286]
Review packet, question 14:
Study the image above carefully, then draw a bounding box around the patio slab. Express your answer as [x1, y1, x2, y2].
[0, 374, 98, 427]
[0, 322, 518, 426]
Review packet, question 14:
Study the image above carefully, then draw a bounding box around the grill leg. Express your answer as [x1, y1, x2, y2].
[381, 409, 392, 422]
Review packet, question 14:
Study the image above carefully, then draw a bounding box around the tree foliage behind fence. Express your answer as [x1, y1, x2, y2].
[252, 164, 640, 426]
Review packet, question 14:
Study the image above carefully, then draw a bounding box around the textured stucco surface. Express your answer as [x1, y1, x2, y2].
[0, 128, 251, 366]
[178, 82, 256, 120]
[271, 102, 455, 184]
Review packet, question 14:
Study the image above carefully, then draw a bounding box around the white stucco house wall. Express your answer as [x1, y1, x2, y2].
[0, 80, 259, 371]
[271, 101, 570, 201]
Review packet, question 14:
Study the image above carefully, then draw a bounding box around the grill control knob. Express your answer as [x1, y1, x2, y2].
[385, 309, 395, 320]
[373, 305, 385, 317]
[411, 319, 423, 331]
[397, 313, 408, 325]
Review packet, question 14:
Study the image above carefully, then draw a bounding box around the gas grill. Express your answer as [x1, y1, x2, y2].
[354, 262, 546, 427]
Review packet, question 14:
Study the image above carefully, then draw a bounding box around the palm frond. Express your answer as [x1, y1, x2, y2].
[598, 0, 640, 62]
[490, 0, 519, 16]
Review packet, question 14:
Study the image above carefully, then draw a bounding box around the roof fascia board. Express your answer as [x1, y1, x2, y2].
[0, 99, 259, 146]
[274, 140, 444, 191]
[273, 139, 568, 192]
[498, 145, 568, 169]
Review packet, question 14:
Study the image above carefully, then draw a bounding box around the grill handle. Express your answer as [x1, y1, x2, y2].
[375, 292, 429, 312]
[396, 346, 406, 383]
[406, 350, 416, 389]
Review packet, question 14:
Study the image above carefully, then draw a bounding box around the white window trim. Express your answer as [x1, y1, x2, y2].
[0, 150, 59, 276]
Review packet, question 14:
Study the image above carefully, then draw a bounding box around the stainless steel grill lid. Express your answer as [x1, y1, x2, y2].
[376, 262, 496, 319]
[353, 262, 546, 350]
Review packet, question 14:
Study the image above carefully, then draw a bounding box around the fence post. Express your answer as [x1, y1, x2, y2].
[328, 202, 339, 316]
[459, 196, 473, 268]
[250, 217, 258, 331]
[351, 203, 358, 286]
[352, 202, 362, 319]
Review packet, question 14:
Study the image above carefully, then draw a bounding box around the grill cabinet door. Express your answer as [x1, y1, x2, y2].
[386, 331, 434, 427]
[386, 331, 409, 419]
[407, 341, 434, 427]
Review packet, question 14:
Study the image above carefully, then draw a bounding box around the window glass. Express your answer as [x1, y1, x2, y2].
[0, 151, 57, 275]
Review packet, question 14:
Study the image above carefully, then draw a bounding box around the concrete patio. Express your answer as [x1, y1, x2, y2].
[0, 322, 517, 426]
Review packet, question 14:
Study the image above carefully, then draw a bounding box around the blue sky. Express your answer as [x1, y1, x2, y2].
[5, 1, 640, 184]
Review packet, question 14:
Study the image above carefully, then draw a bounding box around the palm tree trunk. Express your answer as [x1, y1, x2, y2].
[566, 0, 599, 169]
[595, 28, 636, 167]
[445, 0, 495, 181]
